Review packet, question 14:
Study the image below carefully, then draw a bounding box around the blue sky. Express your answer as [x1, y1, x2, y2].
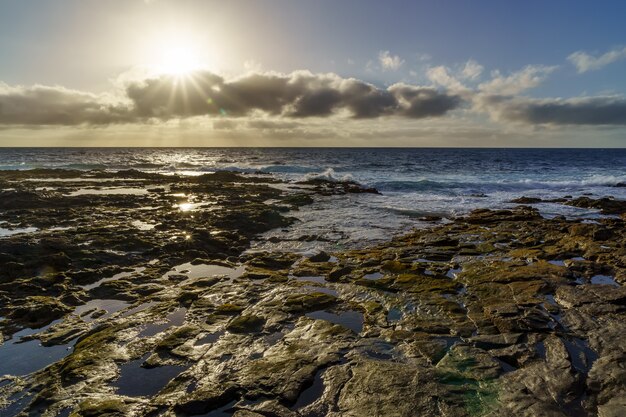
[0, 0, 625, 146]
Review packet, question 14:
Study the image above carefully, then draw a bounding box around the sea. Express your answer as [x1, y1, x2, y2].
[1, 148, 625, 252]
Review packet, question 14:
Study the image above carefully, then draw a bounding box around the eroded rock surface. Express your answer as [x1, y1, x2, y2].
[0, 170, 625, 416]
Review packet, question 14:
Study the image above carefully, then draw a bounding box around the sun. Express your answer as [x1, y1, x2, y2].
[146, 31, 212, 76]
[157, 43, 202, 75]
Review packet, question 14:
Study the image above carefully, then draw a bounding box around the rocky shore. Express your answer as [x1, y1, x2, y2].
[0, 169, 625, 417]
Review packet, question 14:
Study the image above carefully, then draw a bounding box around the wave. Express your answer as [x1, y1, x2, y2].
[302, 168, 354, 182]
[371, 175, 626, 193]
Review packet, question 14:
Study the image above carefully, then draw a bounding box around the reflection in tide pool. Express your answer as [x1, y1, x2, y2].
[74, 299, 129, 322]
[0, 326, 73, 376]
[306, 310, 363, 334]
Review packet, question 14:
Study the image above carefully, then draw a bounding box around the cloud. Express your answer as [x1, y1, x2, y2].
[426, 66, 466, 91]
[378, 51, 404, 71]
[476, 94, 626, 126]
[125, 70, 462, 120]
[388, 84, 462, 118]
[568, 46, 626, 73]
[460, 59, 484, 80]
[0, 82, 131, 125]
[478, 65, 557, 95]
[0, 71, 462, 126]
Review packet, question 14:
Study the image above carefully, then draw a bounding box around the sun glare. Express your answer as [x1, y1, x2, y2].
[147, 31, 212, 76]
[158, 44, 201, 75]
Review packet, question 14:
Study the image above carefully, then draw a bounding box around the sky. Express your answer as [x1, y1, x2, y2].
[0, 0, 626, 147]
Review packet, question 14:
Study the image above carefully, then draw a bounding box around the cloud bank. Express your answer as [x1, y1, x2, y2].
[477, 95, 626, 126]
[0, 71, 462, 126]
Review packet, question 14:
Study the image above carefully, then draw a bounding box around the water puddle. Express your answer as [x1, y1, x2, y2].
[81, 267, 146, 291]
[139, 307, 187, 338]
[387, 307, 403, 323]
[548, 260, 566, 266]
[590, 275, 619, 287]
[304, 285, 338, 297]
[0, 227, 38, 237]
[291, 368, 325, 410]
[446, 268, 462, 278]
[131, 220, 156, 230]
[363, 272, 383, 281]
[166, 262, 246, 281]
[562, 338, 598, 374]
[293, 275, 326, 285]
[544, 294, 558, 306]
[120, 300, 159, 318]
[195, 330, 226, 346]
[357, 339, 397, 360]
[306, 310, 363, 333]
[74, 299, 129, 322]
[113, 354, 187, 397]
[0, 324, 73, 376]
[66, 187, 149, 196]
[0, 390, 33, 416]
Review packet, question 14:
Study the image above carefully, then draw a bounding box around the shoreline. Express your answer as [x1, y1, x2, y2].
[0, 169, 625, 416]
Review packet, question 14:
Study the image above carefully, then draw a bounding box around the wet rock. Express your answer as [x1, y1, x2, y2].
[227, 315, 266, 333]
[566, 196, 626, 215]
[8, 296, 73, 329]
[282, 292, 337, 313]
[327, 266, 353, 281]
[309, 251, 331, 263]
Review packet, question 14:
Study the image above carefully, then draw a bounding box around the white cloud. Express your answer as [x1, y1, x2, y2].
[568, 46, 626, 73]
[378, 50, 404, 71]
[460, 59, 484, 80]
[426, 66, 466, 91]
[478, 65, 557, 95]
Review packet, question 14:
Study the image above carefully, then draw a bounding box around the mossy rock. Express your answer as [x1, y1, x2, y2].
[381, 260, 408, 273]
[283, 292, 337, 313]
[215, 303, 246, 315]
[157, 325, 201, 351]
[226, 314, 265, 333]
[8, 296, 73, 328]
[70, 398, 128, 417]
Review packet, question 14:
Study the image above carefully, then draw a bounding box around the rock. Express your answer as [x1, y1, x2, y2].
[511, 196, 544, 204]
[327, 266, 352, 281]
[470, 333, 523, 350]
[227, 315, 265, 333]
[8, 296, 73, 329]
[309, 251, 331, 263]
[566, 196, 626, 215]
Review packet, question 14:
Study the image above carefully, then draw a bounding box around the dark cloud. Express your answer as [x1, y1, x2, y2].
[0, 71, 463, 126]
[0, 84, 131, 125]
[390, 84, 462, 118]
[480, 95, 626, 125]
[123, 71, 461, 120]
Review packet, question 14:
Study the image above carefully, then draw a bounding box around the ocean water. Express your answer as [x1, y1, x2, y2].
[1, 148, 625, 251]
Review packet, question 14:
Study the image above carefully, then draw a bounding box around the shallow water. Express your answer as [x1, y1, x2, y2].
[74, 299, 129, 322]
[291, 367, 326, 410]
[0, 326, 74, 376]
[139, 307, 187, 337]
[113, 354, 187, 397]
[65, 187, 149, 196]
[166, 262, 246, 281]
[81, 267, 146, 291]
[0, 226, 39, 238]
[590, 275, 619, 286]
[306, 310, 363, 334]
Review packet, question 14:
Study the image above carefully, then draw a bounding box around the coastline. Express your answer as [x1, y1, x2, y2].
[0, 169, 625, 416]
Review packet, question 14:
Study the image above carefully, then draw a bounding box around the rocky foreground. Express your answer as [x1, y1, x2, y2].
[0, 170, 625, 417]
